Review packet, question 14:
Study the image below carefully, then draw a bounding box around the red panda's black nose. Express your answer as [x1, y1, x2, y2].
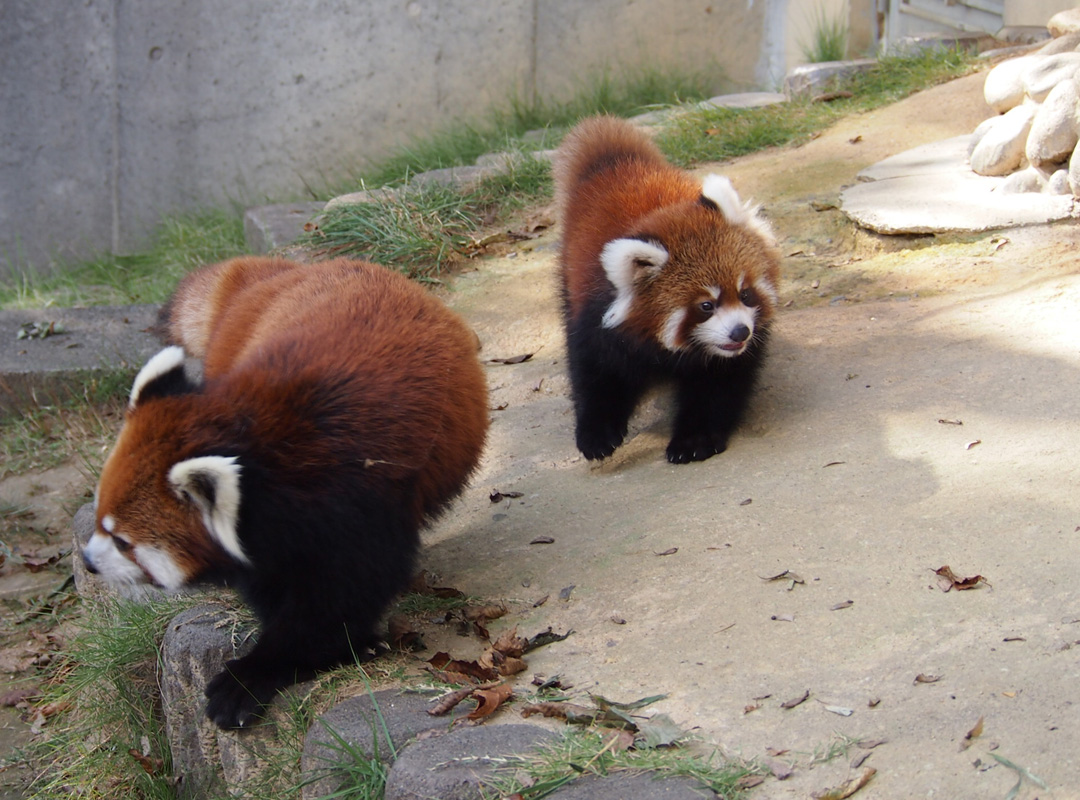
[82, 552, 98, 574]
[729, 324, 751, 343]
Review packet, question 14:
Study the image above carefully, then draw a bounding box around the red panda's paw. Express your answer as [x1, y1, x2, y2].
[666, 432, 729, 464]
[205, 659, 279, 730]
[575, 420, 628, 461]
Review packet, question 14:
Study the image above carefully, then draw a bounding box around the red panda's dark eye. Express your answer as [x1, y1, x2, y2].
[113, 536, 132, 553]
[739, 288, 759, 307]
[699, 301, 714, 313]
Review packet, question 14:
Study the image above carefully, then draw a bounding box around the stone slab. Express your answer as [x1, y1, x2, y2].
[840, 135, 1079, 233]
[243, 201, 326, 254]
[0, 304, 159, 413]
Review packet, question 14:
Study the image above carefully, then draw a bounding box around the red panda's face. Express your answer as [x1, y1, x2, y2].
[82, 348, 247, 590]
[599, 175, 781, 358]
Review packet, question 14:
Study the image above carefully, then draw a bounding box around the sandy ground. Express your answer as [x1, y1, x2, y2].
[420, 70, 1080, 798]
[2, 69, 1079, 798]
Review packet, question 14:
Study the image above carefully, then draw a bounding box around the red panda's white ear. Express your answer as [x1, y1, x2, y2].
[701, 174, 776, 244]
[599, 238, 669, 328]
[168, 456, 249, 565]
[130, 346, 189, 409]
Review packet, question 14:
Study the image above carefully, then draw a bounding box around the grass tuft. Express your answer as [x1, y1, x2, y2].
[657, 47, 977, 166]
[799, 3, 850, 63]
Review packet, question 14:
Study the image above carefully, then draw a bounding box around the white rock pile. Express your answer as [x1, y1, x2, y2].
[970, 7, 1080, 195]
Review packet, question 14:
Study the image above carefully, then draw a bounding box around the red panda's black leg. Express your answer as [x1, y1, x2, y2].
[571, 364, 644, 460]
[667, 355, 763, 464]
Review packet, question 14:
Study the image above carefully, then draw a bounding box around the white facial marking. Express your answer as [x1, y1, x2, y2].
[133, 545, 187, 591]
[599, 238, 669, 329]
[755, 276, 778, 307]
[83, 531, 145, 585]
[168, 456, 249, 565]
[661, 308, 687, 350]
[701, 174, 776, 244]
[693, 307, 757, 358]
[101, 514, 116, 533]
[129, 346, 187, 408]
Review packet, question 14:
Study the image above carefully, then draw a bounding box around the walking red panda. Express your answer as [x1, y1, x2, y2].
[554, 115, 781, 463]
[83, 256, 489, 729]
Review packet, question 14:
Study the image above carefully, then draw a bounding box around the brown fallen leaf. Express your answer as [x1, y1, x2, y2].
[739, 498, 752, 506]
[487, 351, 537, 365]
[127, 748, 163, 776]
[530, 536, 554, 545]
[766, 747, 789, 757]
[489, 489, 524, 503]
[429, 685, 483, 716]
[0, 687, 38, 707]
[426, 652, 499, 683]
[523, 627, 573, 652]
[933, 565, 990, 592]
[965, 439, 981, 450]
[850, 750, 872, 768]
[387, 615, 423, 651]
[408, 571, 466, 600]
[867, 697, 881, 708]
[938, 418, 963, 425]
[914, 673, 941, 685]
[743, 703, 761, 714]
[520, 701, 598, 723]
[736, 774, 766, 789]
[655, 547, 678, 556]
[601, 728, 636, 751]
[468, 683, 514, 721]
[812, 767, 876, 799]
[490, 626, 528, 658]
[830, 600, 854, 611]
[781, 689, 810, 709]
[960, 715, 984, 751]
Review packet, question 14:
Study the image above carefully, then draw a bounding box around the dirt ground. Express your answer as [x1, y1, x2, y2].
[423, 70, 1080, 798]
[3, 69, 1079, 797]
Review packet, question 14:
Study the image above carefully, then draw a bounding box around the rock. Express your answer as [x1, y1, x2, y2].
[323, 187, 398, 211]
[1039, 30, 1080, 55]
[968, 116, 999, 158]
[970, 103, 1037, 176]
[301, 690, 458, 800]
[984, 55, 1043, 113]
[782, 59, 876, 98]
[382, 724, 557, 800]
[1022, 52, 1080, 102]
[243, 202, 325, 254]
[1067, 139, 1080, 194]
[1000, 165, 1051, 193]
[1048, 8, 1080, 37]
[1027, 77, 1080, 166]
[1049, 166, 1072, 194]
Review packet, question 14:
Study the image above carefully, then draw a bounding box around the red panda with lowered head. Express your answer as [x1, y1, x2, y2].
[83, 257, 489, 729]
[554, 115, 781, 463]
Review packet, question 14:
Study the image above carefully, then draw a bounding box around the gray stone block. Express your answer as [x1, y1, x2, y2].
[383, 724, 557, 800]
[783, 59, 876, 97]
[0, 305, 160, 414]
[243, 201, 326, 254]
[301, 689, 460, 799]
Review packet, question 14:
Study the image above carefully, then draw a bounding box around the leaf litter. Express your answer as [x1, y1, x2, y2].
[933, 565, 990, 592]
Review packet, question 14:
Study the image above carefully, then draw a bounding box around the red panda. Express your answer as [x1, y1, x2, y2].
[554, 115, 781, 463]
[83, 256, 489, 729]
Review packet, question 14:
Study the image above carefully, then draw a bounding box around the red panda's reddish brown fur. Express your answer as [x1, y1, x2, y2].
[554, 116, 781, 463]
[87, 257, 488, 729]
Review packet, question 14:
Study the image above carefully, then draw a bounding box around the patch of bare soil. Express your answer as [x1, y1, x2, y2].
[424, 69, 1080, 798]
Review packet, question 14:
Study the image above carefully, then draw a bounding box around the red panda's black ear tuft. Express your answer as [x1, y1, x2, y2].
[699, 194, 720, 212]
[129, 347, 196, 409]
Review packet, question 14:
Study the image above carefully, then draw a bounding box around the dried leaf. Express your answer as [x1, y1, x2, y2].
[781, 689, 810, 709]
[937, 418, 963, 425]
[530, 536, 554, 545]
[655, 547, 678, 556]
[127, 749, 162, 776]
[743, 703, 761, 714]
[429, 686, 480, 716]
[736, 774, 766, 788]
[739, 498, 752, 506]
[489, 490, 524, 503]
[520, 701, 600, 725]
[524, 627, 573, 653]
[867, 697, 881, 708]
[850, 751, 872, 768]
[487, 352, 536, 365]
[812, 767, 876, 799]
[491, 626, 528, 658]
[914, 673, 941, 684]
[388, 615, 424, 651]
[823, 704, 854, 716]
[464, 604, 508, 624]
[933, 565, 989, 591]
[960, 715, 984, 750]
[965, 439, 981, 450]
[830, 600, 854, 610]
[467, 683, 514, 721]
[634, 713, 689, 749]
[601, 728, 636, 751]
[766, 758, 795, 779]
[591, 693, 668, 712]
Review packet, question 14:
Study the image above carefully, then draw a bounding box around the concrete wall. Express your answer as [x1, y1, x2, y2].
[0, 0, 790, 278]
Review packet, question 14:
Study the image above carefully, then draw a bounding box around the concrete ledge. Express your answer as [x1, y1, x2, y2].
[0, 304, 160, 413]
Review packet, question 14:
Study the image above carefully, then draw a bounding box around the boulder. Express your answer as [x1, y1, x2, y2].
[970, 103, 1037, 176]
[1026, 76, 1080, 166]
[1048, 8, 1080, 37]
[1038, 30, 1080, 55]
[984, 55, 1043, 113]
[1022, 52, 1080, 102]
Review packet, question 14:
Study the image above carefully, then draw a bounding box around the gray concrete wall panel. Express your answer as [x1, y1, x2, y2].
[1, 0, 769, 278]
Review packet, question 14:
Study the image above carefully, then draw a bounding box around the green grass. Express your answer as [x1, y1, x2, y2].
[484, 728, 761, 800]
[25, 596, 199, 800]
[354, 65, 720, 191]
[307, 151, 553, 280]
[799, 3, 850, 63]
[0, 209, 247, 310]
[657, 46, 976, 166]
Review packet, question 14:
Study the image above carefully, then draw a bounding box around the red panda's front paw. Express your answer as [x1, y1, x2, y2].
[666, 432, 728, 464]
[575, 421, 627, 461]
[205, 661, 275, 730]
